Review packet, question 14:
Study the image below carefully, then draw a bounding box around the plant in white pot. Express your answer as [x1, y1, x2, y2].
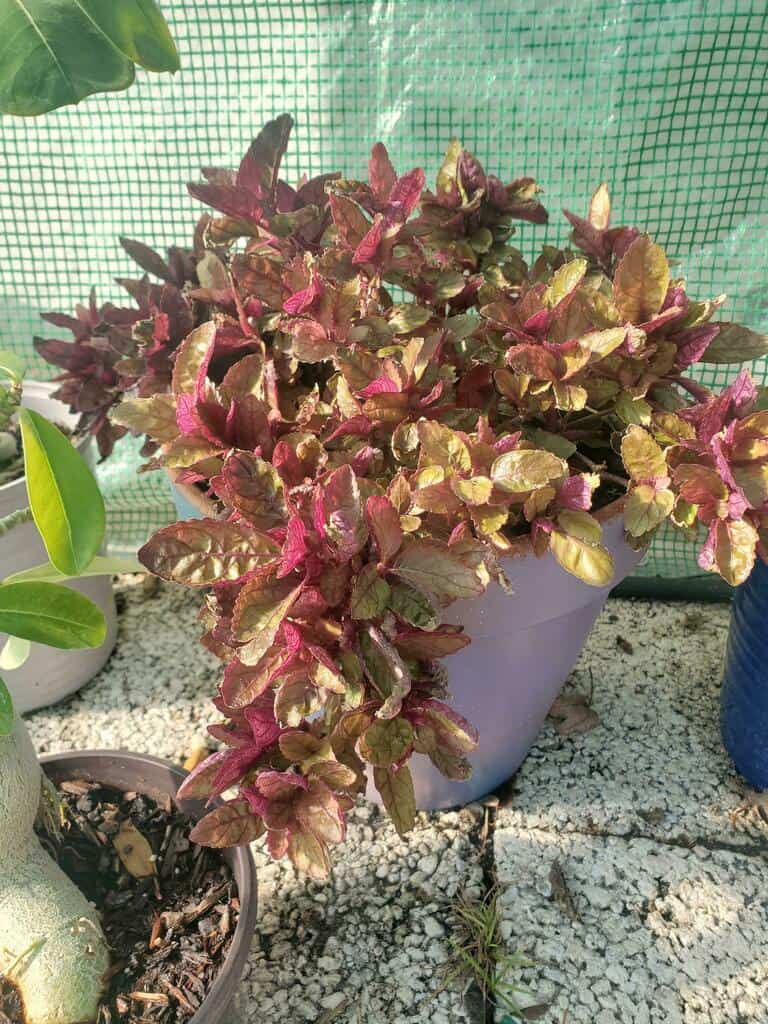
[0, 405, 119, 1024]
[0, 352, 119, 710]
[40, 117, 768, 876]
[0, 407, 256, 1024]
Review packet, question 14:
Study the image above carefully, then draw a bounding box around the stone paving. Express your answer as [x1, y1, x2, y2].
[26, 578, 768, 1023]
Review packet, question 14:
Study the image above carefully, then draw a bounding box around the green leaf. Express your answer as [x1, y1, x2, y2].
[388, 582, 439, 630]
[20, 409, 105, 575]
[526, 428, 576, 460]
[0, 676, 12, 736]
[615, 392, 652, 426]
[0, 581, 106, 649]
[699, 323, 768, 364]
[373, 764, 416, 837]
[5, 554, 143, 584]
[0, 635, 31, 670]
[350, 564, 391, 620]
[359, 717, 413, 766]
[111, 394, 179, 442]
[0, 0, 179, 117]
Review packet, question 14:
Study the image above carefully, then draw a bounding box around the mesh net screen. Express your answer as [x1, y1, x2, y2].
[1, 0, 766, 572]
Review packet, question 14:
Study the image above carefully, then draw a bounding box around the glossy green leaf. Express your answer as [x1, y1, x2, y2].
[0, 676, 12, 736]
[0, 0, 180, 117]
[0, 635, 31, 670]
[0, 581, 106, 649]
[5, 554, 143, 585]
[20, 409, 105, 575]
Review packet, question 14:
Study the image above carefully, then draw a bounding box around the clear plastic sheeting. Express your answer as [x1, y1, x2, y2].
[1, 0, 766, 574]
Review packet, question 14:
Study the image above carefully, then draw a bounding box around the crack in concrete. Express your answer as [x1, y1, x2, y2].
[516, 821, 768, 860]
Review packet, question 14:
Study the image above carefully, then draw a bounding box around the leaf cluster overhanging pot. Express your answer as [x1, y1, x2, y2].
[37, 114, 768, 876]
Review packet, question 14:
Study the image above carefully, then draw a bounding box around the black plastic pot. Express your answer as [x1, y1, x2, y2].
[41, 749, 257, 1023]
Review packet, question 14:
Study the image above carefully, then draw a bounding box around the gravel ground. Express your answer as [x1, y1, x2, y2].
[25, 578, 768, 1023]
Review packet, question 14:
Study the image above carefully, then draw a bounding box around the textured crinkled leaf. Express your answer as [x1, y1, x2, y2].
[451, 475, 494, 505]
[388, 582, 439, 630]
[713, 519, 758, 587]
[394, 625, 470, 658]
[417, 420, 471, 472]
[556, 510, 603, 544]
[112, 394, 179, 442]
[189, 800, 265, 848]
[275, 678, 321, 727]
[323, 464, 368, 559]
[350, 564, 391, 620]
[418, 700, 479, 755]
[549, 531, 615, 587]
[545, 258, 587, 308]
[359, 717, 414, 766]
[373, 764, 416, 837]
[620, 424, 668, 483]
[613, 235, 670, 323]
[218, 451, 286, 528]
[393, 540, 484, 601]
[287, 831, 331, 879]
[162, 435, 220, 469]
[172, 322, 217, 395]
[491, 448, 565, 493]
[233, 575, 300, 645]
[138, 519, 279, 585]
[624, 485, 675, 536]
[578, 327, 626, 360]
[699, 323, 768, 364]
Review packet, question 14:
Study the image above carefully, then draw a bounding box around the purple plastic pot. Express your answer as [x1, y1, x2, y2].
[164, 473, 643, 811]
[369, 500, 645, 809]
[40, 749, 257, 1024]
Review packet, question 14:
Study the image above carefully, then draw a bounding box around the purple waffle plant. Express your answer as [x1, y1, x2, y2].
[39, 116, 768, 876]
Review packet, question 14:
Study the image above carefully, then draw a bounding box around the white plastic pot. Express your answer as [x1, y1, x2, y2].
[0, 381, 118, 712]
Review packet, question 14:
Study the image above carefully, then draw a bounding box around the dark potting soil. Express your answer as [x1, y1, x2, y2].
[0, 779, 239, 1024]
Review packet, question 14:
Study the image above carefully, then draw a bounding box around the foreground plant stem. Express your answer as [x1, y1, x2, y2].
[0, 506, 33, 536]
[0, 713, 109, 1024]
[573, 452, 629, 490]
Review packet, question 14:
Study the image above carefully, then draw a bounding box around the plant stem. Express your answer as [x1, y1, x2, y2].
[574, 452, 629, 489]
[0, 506, 33, 536]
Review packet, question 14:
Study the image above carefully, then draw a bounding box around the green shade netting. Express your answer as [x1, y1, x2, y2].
[1, 0, 766, 575]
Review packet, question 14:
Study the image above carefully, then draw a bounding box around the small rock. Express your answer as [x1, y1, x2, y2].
[320, 992, 346, 1010]
[417, 853, 438, 876]
[422, 915, 444, 938]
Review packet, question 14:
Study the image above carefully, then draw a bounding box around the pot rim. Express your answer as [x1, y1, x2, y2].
[165, 466, 629, 560]
[0, 379, 89, 496]
[39, 747, 257, 1023]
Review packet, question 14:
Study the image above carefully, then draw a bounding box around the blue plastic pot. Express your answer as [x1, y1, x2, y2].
[167, 470, 206, 520]
[721, 557, 768, 789]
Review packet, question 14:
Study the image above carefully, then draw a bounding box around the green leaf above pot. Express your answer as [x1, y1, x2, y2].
[20, 408, 105, 576]
[0, 0, 180, 117]
[0, 580, 106, 649]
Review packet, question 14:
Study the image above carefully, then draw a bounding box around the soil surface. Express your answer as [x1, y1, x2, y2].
[0, 779, 239, 1024]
